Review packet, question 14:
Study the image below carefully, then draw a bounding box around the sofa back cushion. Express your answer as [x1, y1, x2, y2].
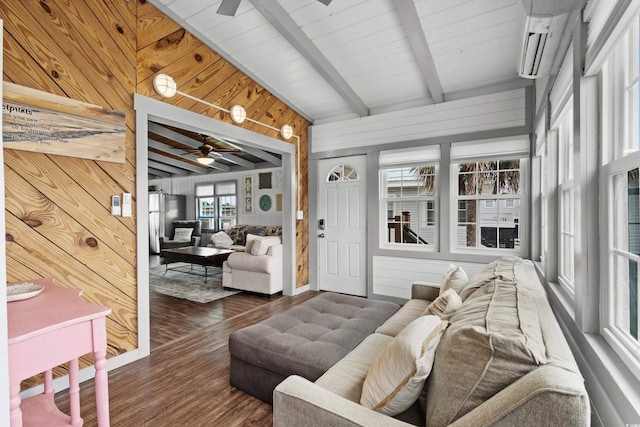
[426, 257, 548, 427]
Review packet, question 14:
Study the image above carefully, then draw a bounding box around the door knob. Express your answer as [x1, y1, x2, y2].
[318, 233, 325, 238]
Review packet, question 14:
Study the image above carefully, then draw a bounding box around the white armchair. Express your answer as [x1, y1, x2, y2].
[222, 234, 283, 295]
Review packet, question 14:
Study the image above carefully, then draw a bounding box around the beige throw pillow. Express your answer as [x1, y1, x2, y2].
[211, 231, 233, 246]
[425, 288, 462, 320]
[173, 227, 193, 241]
[249, 236, 281, 256]
[440, 263, 468, 295]
[360, 315, 448, 416]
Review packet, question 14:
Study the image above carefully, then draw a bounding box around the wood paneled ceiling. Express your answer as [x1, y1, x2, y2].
[147, 0, 583, 178]
[147, 122, 282, 179]
[149, 0, 544, 124]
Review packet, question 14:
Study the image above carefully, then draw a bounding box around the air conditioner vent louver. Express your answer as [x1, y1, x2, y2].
[519, 15, 552, 79]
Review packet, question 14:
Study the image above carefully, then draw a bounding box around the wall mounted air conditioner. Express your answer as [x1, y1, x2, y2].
[519, 15, 554, 79]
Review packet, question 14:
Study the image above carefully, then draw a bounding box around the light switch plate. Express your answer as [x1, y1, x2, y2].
[111, 195, 121, 216]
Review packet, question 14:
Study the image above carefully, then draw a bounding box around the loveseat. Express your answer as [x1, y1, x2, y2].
[222, 234, 283, 295]
[273, 257, 590, 426]
[206, 224, 282, 252]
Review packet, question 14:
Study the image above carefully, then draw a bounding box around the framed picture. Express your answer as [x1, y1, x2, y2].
[259, 172, 272, 189]
[244, 176, 253, 213]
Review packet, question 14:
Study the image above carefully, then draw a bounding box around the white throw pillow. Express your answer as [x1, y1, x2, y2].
[250, 236, 281, 256]
[424, 288, 462, 320]
[360, 315, 448, 415]
[440, 263, 468, 295]
[211, 231, 233, 246]
[173, 227, 193, 241]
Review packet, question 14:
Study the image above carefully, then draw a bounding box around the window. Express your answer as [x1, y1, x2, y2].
[556, 103, 575, 293]
[195, 181, 237, 230]
[454, 159, 522, 250]
[382, 166, 438, 247]
[601, 14, 640, 374]
[379, 146, 440, 249]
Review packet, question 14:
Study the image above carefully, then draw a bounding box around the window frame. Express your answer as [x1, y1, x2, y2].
[379, 163, 440, 251]
[450, 157, 527, 255]
[599, 15, 640, 378]
[195, 181, 237, 230]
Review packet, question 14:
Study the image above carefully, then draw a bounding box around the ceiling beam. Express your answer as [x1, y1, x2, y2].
[395, 0, 444, 103]
[148, 168, 173, 178]
[250, 0, 370, 117]
[240, 145, 282, 167]
[148, 159, 191, 176]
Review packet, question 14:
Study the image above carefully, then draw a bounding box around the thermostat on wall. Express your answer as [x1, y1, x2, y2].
[111, 195, 121, 216]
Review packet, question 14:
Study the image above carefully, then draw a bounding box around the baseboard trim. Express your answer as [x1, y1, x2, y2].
[294, 284, 309, 295]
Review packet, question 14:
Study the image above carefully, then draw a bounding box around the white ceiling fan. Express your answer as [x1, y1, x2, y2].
[217, 0, 332, 16]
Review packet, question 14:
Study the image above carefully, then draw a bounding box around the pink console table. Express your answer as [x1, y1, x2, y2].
[7, 277, 112, 427]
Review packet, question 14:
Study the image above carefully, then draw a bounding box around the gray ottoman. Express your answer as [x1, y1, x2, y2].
[229, 292, 400, 403]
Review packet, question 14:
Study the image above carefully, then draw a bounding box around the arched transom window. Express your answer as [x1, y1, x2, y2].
[327, 164, 359, 182]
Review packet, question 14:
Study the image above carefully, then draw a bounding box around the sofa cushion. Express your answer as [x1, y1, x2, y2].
[459, 256, 520, 301]
[440, 264, 468, 295]
[211, 231, 234, 247]
[424, 288, 462, 320]
[316, 333, 393, 403]
[361, 316, 448, 416]
[249, 235, 281, 256]
[375, 299, 430, 337]
[426, 257, 548, 427]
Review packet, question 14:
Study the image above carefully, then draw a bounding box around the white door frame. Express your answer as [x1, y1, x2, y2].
[310, 155, 368, 296]
[134, 94, 297, 358]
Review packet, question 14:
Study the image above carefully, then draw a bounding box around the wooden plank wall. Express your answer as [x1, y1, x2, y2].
[310, 89, 526, 153]
[1, 0, 310, 386]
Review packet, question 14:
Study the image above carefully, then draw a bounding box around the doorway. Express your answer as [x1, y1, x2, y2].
[134, 94, 296, 358]
[317, 155, 367, 296]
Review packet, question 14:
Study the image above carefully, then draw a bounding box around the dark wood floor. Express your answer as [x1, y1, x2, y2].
[53, 258, 320, 426]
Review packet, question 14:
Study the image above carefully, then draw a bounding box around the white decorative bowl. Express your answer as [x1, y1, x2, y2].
[7, 283, 45, 302]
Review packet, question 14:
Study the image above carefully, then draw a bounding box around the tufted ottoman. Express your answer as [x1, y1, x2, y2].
[229, 292, 400, 403]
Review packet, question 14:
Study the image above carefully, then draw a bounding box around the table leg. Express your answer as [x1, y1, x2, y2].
[204, 265, 208, 283]
[69, 359, 81, 424]
[93, 318, 110, 427]
[9, 381, 22, 427]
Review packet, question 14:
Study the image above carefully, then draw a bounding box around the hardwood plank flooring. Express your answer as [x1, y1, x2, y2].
[53, 262, 321, 426]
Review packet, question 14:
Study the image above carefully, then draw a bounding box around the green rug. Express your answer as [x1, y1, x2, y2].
[149, 262, 239, 303]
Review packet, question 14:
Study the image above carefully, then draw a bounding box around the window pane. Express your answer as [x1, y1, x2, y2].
[198, 197, 215, 218]
[612, 168, 640, 340]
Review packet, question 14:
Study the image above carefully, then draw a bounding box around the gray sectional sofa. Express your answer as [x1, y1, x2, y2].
[273, 257, 590, 426]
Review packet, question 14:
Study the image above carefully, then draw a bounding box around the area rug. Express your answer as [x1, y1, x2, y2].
[149, 263, 239, 303]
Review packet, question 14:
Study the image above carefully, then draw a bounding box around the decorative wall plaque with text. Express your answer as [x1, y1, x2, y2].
[2, 82, 126, 163]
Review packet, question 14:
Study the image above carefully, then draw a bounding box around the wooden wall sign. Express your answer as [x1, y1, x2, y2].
[2, 82, 126, 163]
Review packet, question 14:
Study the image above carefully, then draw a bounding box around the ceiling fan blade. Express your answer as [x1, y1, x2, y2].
[217, 0, 242, 16]
[317, 0, 332, 5]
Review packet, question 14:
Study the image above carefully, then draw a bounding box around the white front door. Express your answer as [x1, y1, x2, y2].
[317, 156, 367, 296]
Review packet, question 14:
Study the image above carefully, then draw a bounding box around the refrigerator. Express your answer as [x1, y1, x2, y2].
[149, 192, 187, 254]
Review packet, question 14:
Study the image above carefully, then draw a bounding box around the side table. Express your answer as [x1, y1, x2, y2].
[7, 277, 112, 426]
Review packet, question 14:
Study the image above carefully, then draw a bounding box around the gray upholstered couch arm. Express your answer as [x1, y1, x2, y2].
[411, 281, 441, 301]
[448, 366, 589, 427]
[273, 376, 412, 427]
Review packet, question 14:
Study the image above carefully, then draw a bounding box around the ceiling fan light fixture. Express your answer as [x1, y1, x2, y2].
[197, 156, 215, 165]
[280, 124, 293, 140]
[153, 74, 177, 98]
[230, 105, 247, 124]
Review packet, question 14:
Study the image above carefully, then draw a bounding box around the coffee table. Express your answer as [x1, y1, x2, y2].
[162, 246, 234, 283]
